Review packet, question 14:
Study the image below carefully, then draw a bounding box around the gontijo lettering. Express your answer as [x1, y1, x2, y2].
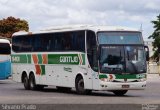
[60, 56, 78, 63]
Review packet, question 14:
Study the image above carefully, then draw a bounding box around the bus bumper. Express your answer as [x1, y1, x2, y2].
[99, 81, 146, 90]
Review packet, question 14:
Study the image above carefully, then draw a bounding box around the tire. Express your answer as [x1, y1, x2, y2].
[113, 90, 128, 96]
[75, 76, 91, 94]
[29, 74, 44, 90]
[23, 75, 30, 90]
[29, 74, 37, 90]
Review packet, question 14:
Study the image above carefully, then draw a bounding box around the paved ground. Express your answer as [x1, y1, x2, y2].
[0, 74, 159, 104]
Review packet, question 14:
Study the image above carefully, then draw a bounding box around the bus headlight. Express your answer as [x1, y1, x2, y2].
[138, 78, 147, 82]
[100, 78, 108, 82]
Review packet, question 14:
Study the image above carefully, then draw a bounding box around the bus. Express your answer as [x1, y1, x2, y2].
[11, 25, 149, 96]
[0, 39, 11, 80]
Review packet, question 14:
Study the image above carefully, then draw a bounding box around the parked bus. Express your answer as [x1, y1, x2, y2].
[11, 25, 149, 95]
[0, 39, 11, 80]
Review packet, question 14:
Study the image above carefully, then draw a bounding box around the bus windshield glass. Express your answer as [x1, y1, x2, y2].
[0, 43, 10, 54]
[98, 31, 146, 74]
[100, 46, 125, 74]
[98, 32, 142, 44]
[99, 46, 146, 74]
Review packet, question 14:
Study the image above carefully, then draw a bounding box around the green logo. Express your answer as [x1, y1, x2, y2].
[60, 56, 78, 63]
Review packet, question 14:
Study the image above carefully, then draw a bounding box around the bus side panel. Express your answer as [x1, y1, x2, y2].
[80, 66, 93, 90]
[45, 65, 75, 87]
[12, 64, 21, 82]
[92, 71, 101, 90]
[82, 58, 95, 90]
[45, 65, 89, 88]
[45, 65, 57, 86]
[62, 65, 79, 88]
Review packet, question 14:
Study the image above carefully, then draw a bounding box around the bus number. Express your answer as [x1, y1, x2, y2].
[12, 56, 20, 63]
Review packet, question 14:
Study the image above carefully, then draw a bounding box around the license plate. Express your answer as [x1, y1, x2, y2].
[122, 85, 130, 88]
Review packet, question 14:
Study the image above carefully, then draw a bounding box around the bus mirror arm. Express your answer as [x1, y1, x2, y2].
[144, 45, 149, 61]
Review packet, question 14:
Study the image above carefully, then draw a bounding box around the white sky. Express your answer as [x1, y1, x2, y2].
[0, 0, 160, 39]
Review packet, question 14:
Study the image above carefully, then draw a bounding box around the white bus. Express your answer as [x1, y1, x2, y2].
[12, 25, 149, 96]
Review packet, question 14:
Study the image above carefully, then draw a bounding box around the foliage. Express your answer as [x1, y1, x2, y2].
[0, 16, 29, 38]
[148, 14, 160, 61]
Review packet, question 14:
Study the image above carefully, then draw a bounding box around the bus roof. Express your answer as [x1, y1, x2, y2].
[0, 39, 10, 44]
[12, 25, 141, 36]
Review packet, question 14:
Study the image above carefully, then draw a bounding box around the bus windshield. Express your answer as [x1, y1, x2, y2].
[99, 45, 146, 74]
[98, 32, 146, 74]
[100, 46, 124, 74]
[0, 43, 10, 54]
[98, 32, 143, 44]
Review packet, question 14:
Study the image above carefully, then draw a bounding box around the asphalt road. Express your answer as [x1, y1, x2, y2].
[0, 74, 159, 105]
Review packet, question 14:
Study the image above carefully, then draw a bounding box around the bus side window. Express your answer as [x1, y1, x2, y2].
[87, 31, 98, 72]
[63, 33, 71, 50]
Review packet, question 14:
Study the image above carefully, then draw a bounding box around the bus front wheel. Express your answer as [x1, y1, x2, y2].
[112, 90, 128, 96]
[75, 76, 91, 94]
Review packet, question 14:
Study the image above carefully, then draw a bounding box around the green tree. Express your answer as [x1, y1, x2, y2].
[0, 16, 29, 38]
[148, 14, 160, 61]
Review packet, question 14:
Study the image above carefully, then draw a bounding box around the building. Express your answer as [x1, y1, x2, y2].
[144, 40, 154, 58]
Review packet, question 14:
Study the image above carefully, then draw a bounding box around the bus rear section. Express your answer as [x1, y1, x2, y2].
[0, 39, 11, 80]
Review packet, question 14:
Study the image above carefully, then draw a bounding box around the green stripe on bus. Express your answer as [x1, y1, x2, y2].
[99, 74, 108, 79]
[27, 55, 31, 63]
[38, 54, 42, 64]
[41, 65, 45, 75]
[115, 74, 139, 79]
[118, 74, 146, 79]
[82, 54, 85, 65]
[12, 54, 86, 65]
[48, 54, 85, 65]
[99, 74, 146, 79]
[12, 55, 28, 63]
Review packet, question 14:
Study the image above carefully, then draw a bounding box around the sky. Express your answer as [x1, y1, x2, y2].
[0, 0, 160, 40]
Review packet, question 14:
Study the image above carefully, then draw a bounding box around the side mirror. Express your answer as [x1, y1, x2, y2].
[144, 46, 149, 61]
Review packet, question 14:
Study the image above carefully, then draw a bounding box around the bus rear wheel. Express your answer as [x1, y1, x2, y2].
[29, 74, 37, 90]
[112, 90, 128, 96]
[23, 75, 30, 90]
[29, 74, 44, 90]
[75, 76, 91, 94]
